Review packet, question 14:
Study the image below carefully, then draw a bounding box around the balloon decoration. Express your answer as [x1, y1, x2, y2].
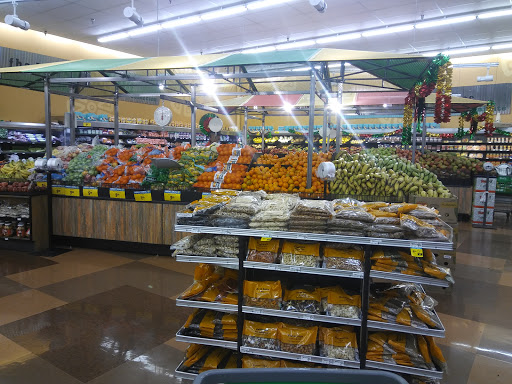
[402, 54, 452, 145]
[199, 113, 218, 135]
[434, 61, 453, 123]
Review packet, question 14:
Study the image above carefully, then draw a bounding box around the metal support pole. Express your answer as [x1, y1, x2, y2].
[261, 114, 266, 153]
[44, 77, 52, 160]
[243, 107, 248, 146]
[322, 101, 328, 153]
[411, 118, 418, 164]
[336, 62, 345, 153]
[307, 71, 316, 189]
[114, 87, 119, 146]
[191, 85, 197, 147]
[421, 114, 427, 154]
[69, 86, 75, 145]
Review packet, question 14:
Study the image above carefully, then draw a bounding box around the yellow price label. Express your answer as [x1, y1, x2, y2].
[134, 191, 152, 202]
[66, 187, 80, 197]
[164, 190, 181, 202]
[83, 187, 98, 197]
[52, 186, 65, 195]
[411, 248, 423, 258]
[36, 181, 47, 188]
[261, 237, 272, 242]
[109, 188, 126, 199]
[82, 122, 92, 127]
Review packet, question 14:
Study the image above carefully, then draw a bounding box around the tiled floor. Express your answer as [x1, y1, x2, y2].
[0, 221, 510, 383]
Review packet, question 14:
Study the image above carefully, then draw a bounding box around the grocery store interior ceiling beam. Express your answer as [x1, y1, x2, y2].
[159, 94, 219, 113]
[49, 89, 115, 104]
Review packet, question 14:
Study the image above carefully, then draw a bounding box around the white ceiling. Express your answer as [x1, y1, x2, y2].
[2, 0, 512, 57]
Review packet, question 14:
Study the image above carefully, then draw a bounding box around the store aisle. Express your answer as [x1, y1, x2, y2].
[0, 222, 511, 384]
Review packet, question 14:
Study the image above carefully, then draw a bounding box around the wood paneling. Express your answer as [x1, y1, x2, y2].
[162, 203, 190, 245]
[447, 186, 473, 215]
[31, 195, 49, 251]
[52, 198, 178, 245]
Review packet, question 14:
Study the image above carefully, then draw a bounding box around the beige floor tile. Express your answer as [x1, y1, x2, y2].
[468, 354, 512, 384]
[0, 334, 33, 366]
[437, 313, 485, 352]
[140, 256, 195, 276]
[0, 290, 66, 326]
[498, 271, 512, 287]
[164, 337, 189, 352]
[457, 252, 506, 270]
[7, 251, 133, 288]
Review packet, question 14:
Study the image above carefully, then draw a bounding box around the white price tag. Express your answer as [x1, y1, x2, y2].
[225, 163, 232, 172]
[176, 212, 193, 218]
[214, 171, 227, 183]
[410, 242, 422, 249]
[369, 239, 380, 245]
[210, 181, 222, 189]
[289, 266, 301, 273]
[302, 314, 314, 320]
[300, 355, 312, 362]
[443, 254, 452, 259]
[322, 358, 334, 365]
[227, 155, 239, 164]
[232, 148, 241, 156]
[240, 347, 249, 353]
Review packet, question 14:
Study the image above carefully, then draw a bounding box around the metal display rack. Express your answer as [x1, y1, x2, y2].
[176, 328, 238, 350]
[172, 222, 453, 380]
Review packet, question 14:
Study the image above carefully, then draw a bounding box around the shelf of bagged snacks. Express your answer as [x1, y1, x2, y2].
[175, 299, 238, 313]
[242, 306, 362, 327]
[243, 261, 363, 279]
[239, 347, 361, 369]
[370, 270, 450, 288]
[171, 193, 451, 381]
[175, 328, 238, 350]
[175, 254, 240, 269]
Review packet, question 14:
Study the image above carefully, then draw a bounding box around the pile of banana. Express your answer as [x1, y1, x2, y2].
[330, 152, 452, 198]
[0, 159, 35, 180]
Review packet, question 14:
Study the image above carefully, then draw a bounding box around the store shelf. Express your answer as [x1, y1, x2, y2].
[367, 319, 445, 337]
[242, 306, 362, 327]
[175, 299, 238, 313]
[175, 328, 238, 350]
[174, 363, 197, 381]
[1, 237, 30, 242]
[369, 270, 450, 287]
[76, 133, 139, 138]
[239, 346, 361, 369]
[0, 122, 65, 131]
[0, 151, 45, 156]
[366, 360, 443, 379]
[175, 255, 239, 269]
[174, 225, 454, 251]
[243, 261, 363, 279]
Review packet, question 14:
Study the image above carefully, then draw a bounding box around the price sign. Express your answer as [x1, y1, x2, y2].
[176, 212, 193, 218]
[82, 122, 92, 127]
[134, 191, 152, 202]
[232, 148, 241, 156]
[36, 181, 47, 188]
[66, 186, 80, 197]
[210, 181, 222, 189]
[214, 171, 227, 183]
[164, 190, 181, 201]
[202, 192, 211, 198]
[52, 186, 65, 195]
[109, 188, 126, 199]
[227, 155, 239, 164]
[225, 163, 232, 172]
[260, 237, 272, 241]
[83, 187, 98, 197]
[411, 248, 424, 258]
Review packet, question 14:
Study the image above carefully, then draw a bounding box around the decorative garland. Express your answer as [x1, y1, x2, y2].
[434, 61, 453, 123]
[484, 101, 495, 136]
[402, 91, 414, 145]
[199, 113, 217, 135]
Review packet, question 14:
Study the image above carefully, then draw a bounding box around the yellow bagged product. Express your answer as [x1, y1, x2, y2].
[425, 336, 448, 372]
[317, 286, 344, 313]
[243, 320, 280, 350]
[319, 326, 359, 361]
[247, 237, 281, 263]
[242, 356, 281, 369]
[323, 246, 363, 271]
[326, 288, 361, 319]
[280, 241, 320, 267]
[278, 323, 318, 355]
[180, 264, 221, 299]
[283, 286, 321, 314]
[243, 280, 282, 309]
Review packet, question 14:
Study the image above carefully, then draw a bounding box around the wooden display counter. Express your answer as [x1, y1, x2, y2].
[52, 197, 189, 247]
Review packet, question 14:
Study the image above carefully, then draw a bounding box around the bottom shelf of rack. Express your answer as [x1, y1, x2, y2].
[240, 346, 361, 369]
[174, 362, 197, 381]
[366, 360, 443, 379]
[176, 328, 238, 350]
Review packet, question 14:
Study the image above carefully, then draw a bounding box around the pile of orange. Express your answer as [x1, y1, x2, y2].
[242, 151, 332, 194]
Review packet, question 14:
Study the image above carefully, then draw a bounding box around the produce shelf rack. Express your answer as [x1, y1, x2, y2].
[239, 346, 361, 369]
[175, 363, 198, 381]
[172, 220, 453, 380]
[176, 328, 238, 350]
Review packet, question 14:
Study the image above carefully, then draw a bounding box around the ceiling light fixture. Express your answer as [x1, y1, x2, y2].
[443, 46, 491, 55]
[492, 42, 512, 50]
[316, 33, 361, 44]
[277, 39, 316, 50]
[416, 15, 475, 29]
[124, 1, 144, 27]
[201, 5, 247, 21]
[241, 46, 276, 54]
[161, 15, 201, 29]
[362, 24, 414, 37]
[128, 24, 161, 37]
[247, 0, 294, 10]
[4, 1, 30, 31]
[98, 32, 129, 43]
[283, 102, 293, 113]
[310, 0, 327, 13]
[478, 9, 512, 19]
